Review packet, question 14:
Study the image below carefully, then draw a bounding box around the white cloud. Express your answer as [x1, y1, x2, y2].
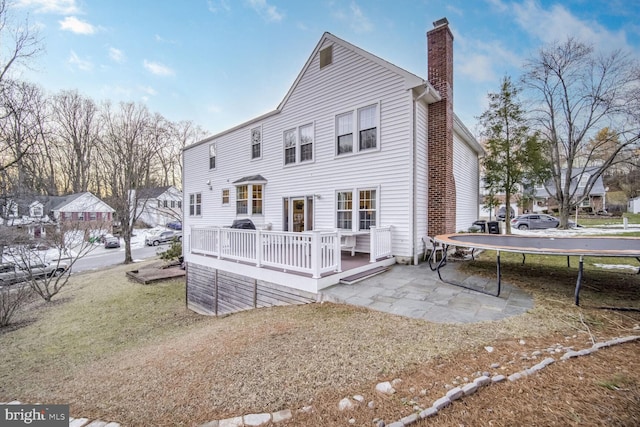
[16, 0, 79, 14]
[485, 0, 508, 13]
[247, 0, 284, 23]
[208, 0, 230, 13]
[139, 86, 157, 96]
[143, 60, 175, 76]
[108, 47, 124, 63]
[512, 0, 629, 52]
[68, 50, 92, 71]
[207, 104, 222, 114]
[59, 16, 95, 34]
[458, 54, 495, 82]
[349, 2, 373, 33]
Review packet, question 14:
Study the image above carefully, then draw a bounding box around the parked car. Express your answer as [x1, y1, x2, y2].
[0, 262, 68, 286]
[104, 236, 121, 249]
[497, 206, 515, 221]
[511, 214, 576, 230]
[167, 221, 182, 230]
[145, 230, 182, 246]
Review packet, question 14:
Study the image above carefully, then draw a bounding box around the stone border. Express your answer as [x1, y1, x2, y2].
[3, 335, 637, 427]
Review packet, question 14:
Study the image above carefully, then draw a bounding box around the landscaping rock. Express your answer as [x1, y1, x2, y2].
[339, 398, 354, 411]
[419, 407, 438, 419]
[243, 413, 271, 426]
[491, 374, 506, 383]
[462, 382, 478, 396]
[219, 417, 243, 427]
[353, 394, 365, 403]
[271, 410, 292, 423]
[376, 381, 396, 395]
[432, 396, 451, 410]
[445, 387, 463, 401]
[400, 413, 418, 425]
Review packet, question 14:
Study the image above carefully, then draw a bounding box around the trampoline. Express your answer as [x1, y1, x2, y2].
[430, 233, 640, 306]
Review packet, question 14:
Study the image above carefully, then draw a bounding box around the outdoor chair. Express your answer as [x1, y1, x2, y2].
[422, 235, 445, 263]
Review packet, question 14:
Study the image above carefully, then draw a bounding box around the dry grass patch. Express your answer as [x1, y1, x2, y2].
[0, 256, 639, 426]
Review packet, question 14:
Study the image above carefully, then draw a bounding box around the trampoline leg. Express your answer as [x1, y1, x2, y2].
[435, 245, 449, 281]
[521, 253, 526, 265]
[567, 256, 570, 268]
[636, 257, 640, 275]
[471, 248, 476, 261]
[496, 250, 501, 297]
[574, 255, 584, 306]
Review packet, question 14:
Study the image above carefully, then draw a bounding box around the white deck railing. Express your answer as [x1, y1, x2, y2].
[189, 226, 393, 278]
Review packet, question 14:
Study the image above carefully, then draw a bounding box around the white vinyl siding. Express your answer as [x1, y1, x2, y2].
[453, 132, 480, 232]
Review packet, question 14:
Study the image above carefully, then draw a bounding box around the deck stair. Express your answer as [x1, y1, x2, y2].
[339, 266, 389, 285]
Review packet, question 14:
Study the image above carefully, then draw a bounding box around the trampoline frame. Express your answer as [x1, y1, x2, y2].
[430, 233, 640, 306]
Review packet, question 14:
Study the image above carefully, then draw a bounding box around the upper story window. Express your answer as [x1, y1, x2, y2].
[170, 200, 176, 208]
[336, 103, 379, 156]
[209, 143, 216, 169]
[320, 45, 333, 69]
[189, 193, 202, 216]
[30, 205, 43, 217]
[163, 200, 168, 208]
[284, 123, 314, 165]
[222, 189, 229, 205]
[251, 126, 262, 159]
[578, 174, 590, 188]
[284, 129, 296, 165]
[90, 211, 97, 221]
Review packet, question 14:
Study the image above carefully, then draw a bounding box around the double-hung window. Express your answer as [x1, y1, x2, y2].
[209, 144, 216, 169]
[336, 112, 353, 154]
[235, 181, 265, 215]
[358, 105, 377, 150]
[284, 129, 296, 165]
[336, 188, 378, 231]
[251, 127, 262, 159]
[336, 103, 379, 155]
[189, 193, 202, 216]
[336, 192, 352, 229]
[299, 124, 313, 162]
[236, 186, 248, 214]
[222, 189, 229, 205]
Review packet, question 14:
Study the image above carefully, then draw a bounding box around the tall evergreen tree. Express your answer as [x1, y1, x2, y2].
[479, 76, 549, 234]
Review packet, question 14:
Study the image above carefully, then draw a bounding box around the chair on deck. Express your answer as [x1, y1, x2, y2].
[422, 235, 444, 263]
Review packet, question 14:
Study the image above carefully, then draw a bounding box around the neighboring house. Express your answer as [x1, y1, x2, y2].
[533, 167, 607, 213]
[629, 196, 640, 214]
[49, 192, 115, 229]
[131, 186, 183, 227]
[182, 19, 483, 315]
[2, 192, 115, 237]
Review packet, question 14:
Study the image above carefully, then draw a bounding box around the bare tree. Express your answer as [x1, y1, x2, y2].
[0, 276, 33, 327]
[99, 101, 157, 263]
[523, 38, 640, 227]
[0, 0, 43, 86]
[49, 90, 101, 193]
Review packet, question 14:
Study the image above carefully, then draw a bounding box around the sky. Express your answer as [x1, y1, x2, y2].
[9, 0, 640, 138]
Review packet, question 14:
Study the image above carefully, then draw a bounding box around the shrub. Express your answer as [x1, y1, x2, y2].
[159, 239, 182, 263]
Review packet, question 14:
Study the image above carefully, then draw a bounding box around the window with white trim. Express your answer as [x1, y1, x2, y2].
[251, 126, 262, 159]
[336, 103, 379, 155]
[284, 124, 314, 165]
[358, 189, 377, 229]
[236, 185, 248, 214]
[336, 191, 352, 229]
[336, 188, 378, 231]
[189, 193, 202, 216]
[284, 129, 296, 165]
[358, 105, 377, 151]
[336, 112, 353, 154]
[209, 143, 216, 169]
[222, 189, 229, 205]
[235, 183, 264, 215]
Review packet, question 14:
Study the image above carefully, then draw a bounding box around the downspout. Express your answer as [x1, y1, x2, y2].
[412, 85, 430, 265]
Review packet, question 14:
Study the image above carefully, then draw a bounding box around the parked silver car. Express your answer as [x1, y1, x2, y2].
[145, 230, 182, 246]
[0, 262, 68, 286]
[511, 214, 576, 230]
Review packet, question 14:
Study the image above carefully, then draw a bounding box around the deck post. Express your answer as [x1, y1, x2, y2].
[311, 230, 321, 278]
[335, 230, 342, 272]
[216, 228, 222, 259]
[255, 229, 262, 267]
[369, 227, 377, 263]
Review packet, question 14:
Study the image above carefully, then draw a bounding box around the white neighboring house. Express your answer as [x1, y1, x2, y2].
[629, 196, 640, 214]
[182, 19, 483, 314]
[131, 186, 183, 227]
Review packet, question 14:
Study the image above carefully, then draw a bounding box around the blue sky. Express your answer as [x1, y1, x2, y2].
[11, 0, 640, 137]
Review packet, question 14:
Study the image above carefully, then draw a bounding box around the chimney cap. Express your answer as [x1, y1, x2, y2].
[433, 17, 449, 28]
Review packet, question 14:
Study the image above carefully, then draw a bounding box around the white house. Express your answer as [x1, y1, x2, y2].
[629, 196, 640, 214]
[533, 167, 608, 213]
[182, 19, 483, 315]
[131, 186, 183, 227]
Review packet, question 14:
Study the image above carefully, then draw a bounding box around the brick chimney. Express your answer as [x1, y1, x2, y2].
[427, 18, 456, 237]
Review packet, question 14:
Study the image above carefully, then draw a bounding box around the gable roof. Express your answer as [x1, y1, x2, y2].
[136, 186, 173, 200]
[535, 167, 606, 198]
[187, 31, 442, 151]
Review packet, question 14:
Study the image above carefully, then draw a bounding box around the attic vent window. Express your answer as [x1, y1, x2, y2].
[320, 45, 333, 69]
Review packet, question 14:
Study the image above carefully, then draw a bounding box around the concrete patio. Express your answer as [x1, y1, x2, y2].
[321, 260, 534, 324]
